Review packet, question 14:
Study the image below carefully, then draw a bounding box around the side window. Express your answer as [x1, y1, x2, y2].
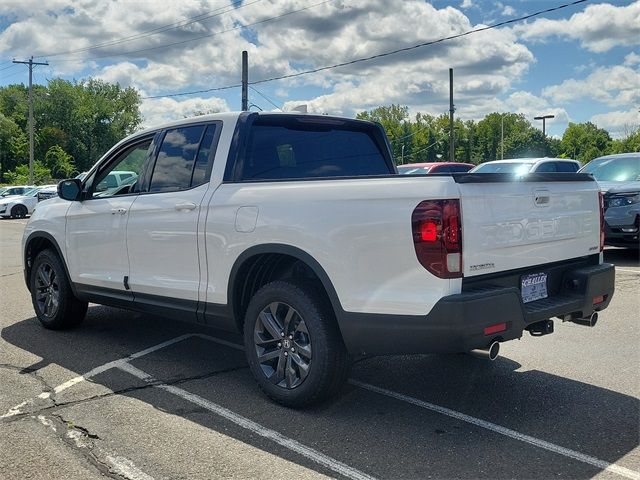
[556, 162, 579, 172]
[190, 124, 217, 187]
[149, 125, 206, 193]
[242, 122, 390, 180]
[92, 139, 153, 198]
[536, 162, 556, 173]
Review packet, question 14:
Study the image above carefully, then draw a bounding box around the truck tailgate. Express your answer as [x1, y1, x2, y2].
[456, 174, 601, 277]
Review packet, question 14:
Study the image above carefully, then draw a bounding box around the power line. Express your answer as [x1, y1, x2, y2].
[141, 0, 588, 100]
[35, 0, 263, 59]
[250, 86, 284, 111]
[54, 0, 334, 63]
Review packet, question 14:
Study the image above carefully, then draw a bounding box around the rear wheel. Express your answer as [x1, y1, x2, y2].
[10, 204, 28, 218]
[30, 249, 87, 330]
[244, 280, 350, 407]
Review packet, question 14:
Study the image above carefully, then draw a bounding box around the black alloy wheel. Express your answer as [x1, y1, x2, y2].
[244, 280, 350, 407]
[11, 204, 28, 218]
[30, 249, 88, 330]
[254, 301, 312, 389]
[34, 262, 60, 318]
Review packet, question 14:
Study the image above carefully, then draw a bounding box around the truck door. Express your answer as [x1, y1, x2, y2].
[125, 123, 219, 316]
[65, 135, 156, 296]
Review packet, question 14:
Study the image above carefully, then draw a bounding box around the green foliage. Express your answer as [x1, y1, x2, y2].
[44, 145, 76, 178]
[0, 78, 142, 182]
[357, 105, 633, 166]
[560, 122, 612, 164]
[4, 161, 52, 185]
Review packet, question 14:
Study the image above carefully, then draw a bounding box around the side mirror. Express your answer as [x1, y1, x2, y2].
[58, 179, 82, 201]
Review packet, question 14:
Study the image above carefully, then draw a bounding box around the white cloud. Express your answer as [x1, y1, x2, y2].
[504, 90, 570, 132]
[623, 52, 640, 66]
[514, 1, 640, 53]
[542, 65, 640, 107]
[0, 0, 535, 117]
[140, 96, 230, 127]
[591, 109, 640, 139]
[501, 5, 515, 16]
[460, 0, 474, 8]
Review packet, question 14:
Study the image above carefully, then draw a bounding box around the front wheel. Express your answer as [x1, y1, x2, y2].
[244, 280, 350, 407]
[10, 204, 28, 218]
[30, 249, 88, 330]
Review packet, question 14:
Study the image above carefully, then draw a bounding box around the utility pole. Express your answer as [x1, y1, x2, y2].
[241, 51, 248, 111]
[501, 114, 504, 160]
[13, 57, 48, 185]
[449, 68, 455, 162]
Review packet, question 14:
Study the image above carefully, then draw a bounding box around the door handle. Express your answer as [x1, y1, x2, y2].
[110, 208, 127, 215]
[175, 202, 197, 211]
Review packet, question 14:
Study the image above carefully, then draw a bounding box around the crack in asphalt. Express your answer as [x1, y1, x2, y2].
[1, 364, 248, 424]
[0, 271, 22, 278]
[42, 413, 129, 480]
[0, 363, 56, 399]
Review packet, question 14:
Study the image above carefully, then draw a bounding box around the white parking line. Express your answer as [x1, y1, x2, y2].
[351, 380, 640, 480]
[118, 362, 376, 480]
[5, 333, 639, 480]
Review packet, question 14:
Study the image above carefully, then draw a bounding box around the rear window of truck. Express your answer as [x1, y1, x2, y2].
[241, 117, 391, 180]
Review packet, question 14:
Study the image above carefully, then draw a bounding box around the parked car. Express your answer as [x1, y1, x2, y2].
[0, 186, 45, 218]
[397, 162, 475, 174]
[37, 184, 59, 202]
[579, 153, 640, 248]
[0, 185, 36, 198]
[470, 158, 581, 175]
[23, 112, 613, 407]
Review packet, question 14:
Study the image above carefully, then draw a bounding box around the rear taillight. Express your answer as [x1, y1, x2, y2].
[411, 199, 462, 279]
[598, 192, 605, 251]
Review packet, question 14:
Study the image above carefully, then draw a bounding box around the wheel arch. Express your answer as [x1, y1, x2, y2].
[24, 232, 75, 295]
[228, 244, 345, 333]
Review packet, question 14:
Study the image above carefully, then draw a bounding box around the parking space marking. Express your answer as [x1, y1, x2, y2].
[3, 334, 196, 418]
[351, 380, 640, 480]
[5, 332, 638, 480]
[118, 362, 376, 480]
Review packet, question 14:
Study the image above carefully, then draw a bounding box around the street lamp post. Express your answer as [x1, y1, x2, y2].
[534, 114, 555, 137]
[401, 144, 405, 164]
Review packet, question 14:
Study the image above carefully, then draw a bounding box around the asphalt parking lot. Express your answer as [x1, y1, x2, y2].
[1, 217, 639, 480]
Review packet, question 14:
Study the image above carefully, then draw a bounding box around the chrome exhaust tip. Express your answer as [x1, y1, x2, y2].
[572, 312, 598, 327]
[469, 341, 500, 361]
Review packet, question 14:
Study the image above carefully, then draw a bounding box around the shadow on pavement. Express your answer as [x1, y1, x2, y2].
[2, 306, 639, 479]
[604, 247, 640, 268]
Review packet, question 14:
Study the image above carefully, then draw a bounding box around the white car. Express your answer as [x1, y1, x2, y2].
[0, 185, 36, 198]
[470, 158, 581, 175]
[0, 187, 45, 218]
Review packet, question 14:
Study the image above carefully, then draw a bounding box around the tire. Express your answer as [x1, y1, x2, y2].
[244, 280, 350, 407]
[30, 249, 88, 330]
[10, 204, 28, 218]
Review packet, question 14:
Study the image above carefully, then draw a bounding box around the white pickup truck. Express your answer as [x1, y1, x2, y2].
[23, 112, 615, 406]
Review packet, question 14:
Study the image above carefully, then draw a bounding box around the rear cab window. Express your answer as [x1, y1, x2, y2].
[239, 115, 393, 181]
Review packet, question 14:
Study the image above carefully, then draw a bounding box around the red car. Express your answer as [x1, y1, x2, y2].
[397, 162, 475, 174]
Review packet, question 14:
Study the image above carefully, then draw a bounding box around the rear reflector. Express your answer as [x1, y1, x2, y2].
[593, 295, 605, 305]
[484, 322, 507, 336]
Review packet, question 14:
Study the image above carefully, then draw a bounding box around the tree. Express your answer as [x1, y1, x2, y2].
[44, 145, 76, 178]
[560, 122, 612, 163]
[609, 125, 640, 154]
[0, 113, 24, 178]
[4, 161, 52, 185]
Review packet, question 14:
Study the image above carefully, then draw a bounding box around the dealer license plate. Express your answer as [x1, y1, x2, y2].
[521, 272, 548, 303]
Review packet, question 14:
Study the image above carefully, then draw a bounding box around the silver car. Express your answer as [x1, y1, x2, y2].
[579, 153, 640, 248]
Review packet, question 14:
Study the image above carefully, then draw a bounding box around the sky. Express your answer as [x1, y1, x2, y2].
[0, 0, 638, 138]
